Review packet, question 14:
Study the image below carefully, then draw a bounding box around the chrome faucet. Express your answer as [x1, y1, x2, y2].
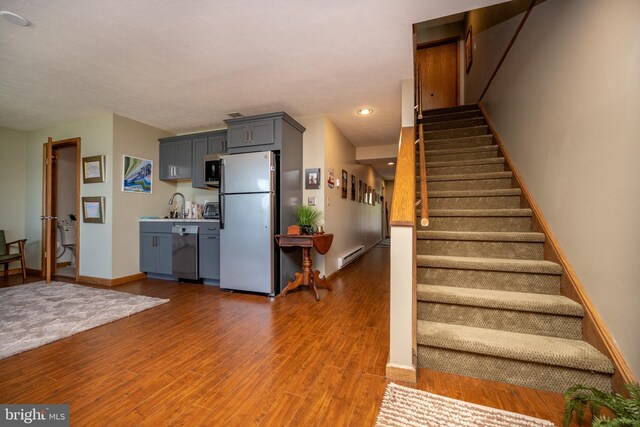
[168, 192, 186, 218]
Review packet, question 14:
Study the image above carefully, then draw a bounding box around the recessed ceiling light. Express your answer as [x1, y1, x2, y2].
[387, 162, 395, 165]
[0, 11, 30, 27]
[357, 108, 373, 116]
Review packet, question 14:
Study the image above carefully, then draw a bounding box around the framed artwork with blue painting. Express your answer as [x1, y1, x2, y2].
[122, 155, 153, 194]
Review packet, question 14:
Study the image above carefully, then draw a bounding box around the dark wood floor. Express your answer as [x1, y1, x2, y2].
[0, 246, 587, 426]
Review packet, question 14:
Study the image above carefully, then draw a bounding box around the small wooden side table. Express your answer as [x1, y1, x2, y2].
[275, 233, 333, 301]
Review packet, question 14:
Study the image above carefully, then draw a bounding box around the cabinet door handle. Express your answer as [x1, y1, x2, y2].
[245, 128, 249, 143]
[205, 236, 218, 239]
[248, 128, 253, 143]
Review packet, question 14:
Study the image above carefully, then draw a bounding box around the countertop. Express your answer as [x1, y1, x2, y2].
[139, 218, 219, 222]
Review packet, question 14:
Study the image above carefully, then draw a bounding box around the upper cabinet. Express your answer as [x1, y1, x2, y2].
[224, 112, 305, 154]
[227, 118, 275, 149]
[158, 137, 192, 180]
[191, 130, 226, 189]
[159, 130, 226, 184]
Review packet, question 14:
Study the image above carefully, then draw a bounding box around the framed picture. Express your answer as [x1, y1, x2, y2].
[82, 155, 105, 183]
[305, 168, 321, 189]
[358, 179, 363, 202]
[122, 155, 153, 194]
[82, 196, 105, 224]
[350, 174, 356, 200]
[368, 186, 372, 204]
[341, 169, 348, 199]
[465, 26, 473, 73]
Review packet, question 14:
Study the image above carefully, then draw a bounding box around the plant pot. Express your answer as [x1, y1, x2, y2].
[301, 225, 316, 235]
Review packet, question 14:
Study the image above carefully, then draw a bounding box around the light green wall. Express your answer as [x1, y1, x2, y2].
[0, 127, 27, 269]
[26, 114, 114, 278]
[475, 0, 640, 377]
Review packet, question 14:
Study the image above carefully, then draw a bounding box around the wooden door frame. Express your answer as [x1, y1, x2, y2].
[41, 137, 81, 281]
[416, 36, 461, 106]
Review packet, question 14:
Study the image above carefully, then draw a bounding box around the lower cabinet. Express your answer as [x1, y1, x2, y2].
[140, 221, 220, 282]
[140, 233, 172, 275]
[199, 234, 220, 281]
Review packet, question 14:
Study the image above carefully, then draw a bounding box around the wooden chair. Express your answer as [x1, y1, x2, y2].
[0, 230, 27, 281]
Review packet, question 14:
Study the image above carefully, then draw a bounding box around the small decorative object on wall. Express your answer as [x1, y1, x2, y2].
[341, 169, 348, 198]
[122, 155, 153, 194]
[82, 155, 106, 183]
[82, 196, 105, 224]
[358, 179, 363, 202]
[350, 174, 356, 200]
[327, 167, 335, 189]
[305, 168, 321, 189]
[465, 25, 473, 73]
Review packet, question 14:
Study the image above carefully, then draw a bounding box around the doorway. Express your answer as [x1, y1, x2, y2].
[41, 138, 81, 281]
[416, 38, 460, 110]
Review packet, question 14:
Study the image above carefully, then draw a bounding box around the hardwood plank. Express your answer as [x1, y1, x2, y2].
[0, 247, 576, 426]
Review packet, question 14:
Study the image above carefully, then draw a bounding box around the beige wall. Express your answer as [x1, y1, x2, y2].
[297, 115, 384, 276]
[112, 114, 174, 278]
[323, 117, 384, 275]
[476, 0, 640, 376]
[0, 127, 27, 269]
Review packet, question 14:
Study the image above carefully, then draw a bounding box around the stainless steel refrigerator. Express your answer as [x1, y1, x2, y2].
[219, 151, 276, 295]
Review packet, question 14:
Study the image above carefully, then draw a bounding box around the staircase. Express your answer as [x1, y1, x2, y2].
[415, 104, 614, 393]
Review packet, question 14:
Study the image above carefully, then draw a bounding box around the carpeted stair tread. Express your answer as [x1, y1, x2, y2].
[422, 110, 483, 124]
[423, 117, 486, 131]
[426, 157, 505, 168]
[417, 321, 613, 374]
[425, 145, 497, 156]
[426, 135, 494, 151]
[417, 231, 545, 243]
[428, 188, 521, 198]
[424, 125, 489, 144]
[417, 255, 563, 275]
[426, 171, 512, 182]
[429, 208, 532, 217]
[423, 104, 479, 116]
[417, 284, 583, 316]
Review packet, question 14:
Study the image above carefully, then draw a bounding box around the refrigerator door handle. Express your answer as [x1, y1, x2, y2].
[219, 193, 225, 229]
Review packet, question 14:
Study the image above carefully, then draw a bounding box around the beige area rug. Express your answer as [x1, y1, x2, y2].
[376, 383, 555, 427]
[0, 281, 168, 360]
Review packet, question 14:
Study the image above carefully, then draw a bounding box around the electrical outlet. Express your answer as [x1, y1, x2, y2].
[308, 197, 316, 206]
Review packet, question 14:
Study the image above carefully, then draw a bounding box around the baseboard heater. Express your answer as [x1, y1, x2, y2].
[337, 245, 364, 269]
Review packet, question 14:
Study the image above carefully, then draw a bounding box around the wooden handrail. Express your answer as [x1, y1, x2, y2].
[390, 127, 416, 226]
[417, 123, 428, 226]
[415, 64, 423, 120]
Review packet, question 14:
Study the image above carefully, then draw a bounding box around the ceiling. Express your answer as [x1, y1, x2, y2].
[0, 0, 504, 177]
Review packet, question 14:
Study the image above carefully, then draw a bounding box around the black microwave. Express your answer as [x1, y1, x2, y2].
[204, 154, 220, 187]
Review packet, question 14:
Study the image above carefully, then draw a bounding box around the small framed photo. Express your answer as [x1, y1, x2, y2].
[350, 174, 356, 200]
[122, 155, 153, 194]
[82, 155, 106, 183]
[341, 169, 348, 199]
[305, 168, 321, 189]
[82, 197, 105, 224]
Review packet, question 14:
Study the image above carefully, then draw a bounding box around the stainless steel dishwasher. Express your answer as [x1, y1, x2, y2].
[171, 225, 199, 280]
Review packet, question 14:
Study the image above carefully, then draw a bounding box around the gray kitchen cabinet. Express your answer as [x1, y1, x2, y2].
[192, 130, 226, 189]
[140, 233, 172, 275]
[199, 223, 220, 281]
[226, 117, 275, 150]
[159, 137, 192, 180]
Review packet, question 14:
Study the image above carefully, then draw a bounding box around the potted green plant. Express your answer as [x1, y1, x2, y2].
[563, 383, 640, 427]
[295, 205, 323, 235]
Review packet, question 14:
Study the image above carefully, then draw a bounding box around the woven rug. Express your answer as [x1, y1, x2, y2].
[0, 281, 168, 360]
[376, 383, 554, 427]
